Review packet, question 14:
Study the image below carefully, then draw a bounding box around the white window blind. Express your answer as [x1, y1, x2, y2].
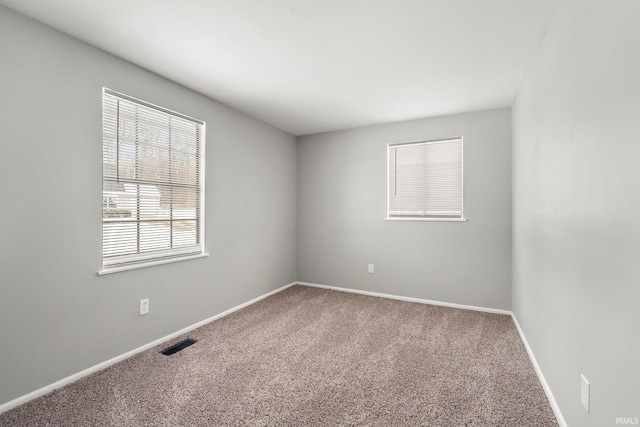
[101, 88, 205, 273]
[387, 138, 463, 220]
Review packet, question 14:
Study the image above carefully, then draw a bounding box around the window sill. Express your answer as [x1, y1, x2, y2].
[98, 253, 209, 276]
[384, 217, 468, 222]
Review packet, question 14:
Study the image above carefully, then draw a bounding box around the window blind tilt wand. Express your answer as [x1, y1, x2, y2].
[101, 88, 206, 273]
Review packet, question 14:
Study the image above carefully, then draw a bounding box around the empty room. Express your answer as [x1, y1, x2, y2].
[0, 0, 638, 426]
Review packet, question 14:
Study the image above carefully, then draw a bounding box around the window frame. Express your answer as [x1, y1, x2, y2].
[385, 137, 466, 222]
[98, 88, 208, 275]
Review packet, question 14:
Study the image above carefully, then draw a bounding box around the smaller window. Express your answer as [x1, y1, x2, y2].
[387, 137, 464, 220]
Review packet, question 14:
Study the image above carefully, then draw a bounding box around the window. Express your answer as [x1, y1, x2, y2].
[387, 137, 464, 221]
[100, 88, 206, 274]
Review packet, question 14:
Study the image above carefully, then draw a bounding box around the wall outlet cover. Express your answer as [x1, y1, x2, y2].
[139, 298, 149, 316]
[581, 374, 590, 413]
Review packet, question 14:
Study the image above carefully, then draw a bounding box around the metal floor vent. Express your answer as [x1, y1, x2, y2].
[161, 338, 197, 356]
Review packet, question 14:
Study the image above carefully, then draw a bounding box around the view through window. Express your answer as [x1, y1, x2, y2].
[101, 88, 205, 273]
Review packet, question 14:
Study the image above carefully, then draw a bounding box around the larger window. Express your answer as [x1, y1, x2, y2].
[100, 88, 206, 274]
[387, 137, 464, 220]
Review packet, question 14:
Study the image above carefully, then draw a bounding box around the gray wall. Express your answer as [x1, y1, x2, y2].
[512, 0, 640, 425]
[0, 6, 297, 406]
[298, 108, 512, 310]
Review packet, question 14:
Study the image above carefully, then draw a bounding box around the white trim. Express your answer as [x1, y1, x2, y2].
[461, 135, 464, 218]
[388, 136, 463, 147]
[98, 253, 210, 275]
[511, 314, 567, 427]
[384, 217, 468, 222]
[296, 281, 511, 315]
[0, 281, 297, 414]
[199, 122, 207, 260]
[103, 88, 204, 125]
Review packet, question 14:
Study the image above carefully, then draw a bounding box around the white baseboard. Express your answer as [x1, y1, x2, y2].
[511, 314, 567, 427]
[296, 281, 512, 315]
[297, 281, 566, 426]
[0, 281, 297, 415]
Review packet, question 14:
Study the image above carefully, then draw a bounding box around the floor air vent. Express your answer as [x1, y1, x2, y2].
[161, 338, 197, 356]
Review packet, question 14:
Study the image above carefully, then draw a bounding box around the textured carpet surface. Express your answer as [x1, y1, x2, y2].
[0, 286, 558, 426]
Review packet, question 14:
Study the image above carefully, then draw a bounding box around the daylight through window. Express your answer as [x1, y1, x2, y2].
[387, 138, 464, 220]
[101, 88, 205, 273]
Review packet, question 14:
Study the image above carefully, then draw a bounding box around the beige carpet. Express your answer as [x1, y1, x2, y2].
[0, 285, 558, 426]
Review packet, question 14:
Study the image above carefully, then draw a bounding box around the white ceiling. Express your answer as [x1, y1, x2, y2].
[1, 0, 559, 136]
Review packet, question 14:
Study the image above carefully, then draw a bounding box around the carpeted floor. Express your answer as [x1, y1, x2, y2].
[0, 285, 558, 426]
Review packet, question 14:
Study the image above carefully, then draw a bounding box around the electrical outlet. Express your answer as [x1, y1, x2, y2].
[368, 264, 374, 273]
[581, 374, 590, 413]
[139, 298, 149, 316]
